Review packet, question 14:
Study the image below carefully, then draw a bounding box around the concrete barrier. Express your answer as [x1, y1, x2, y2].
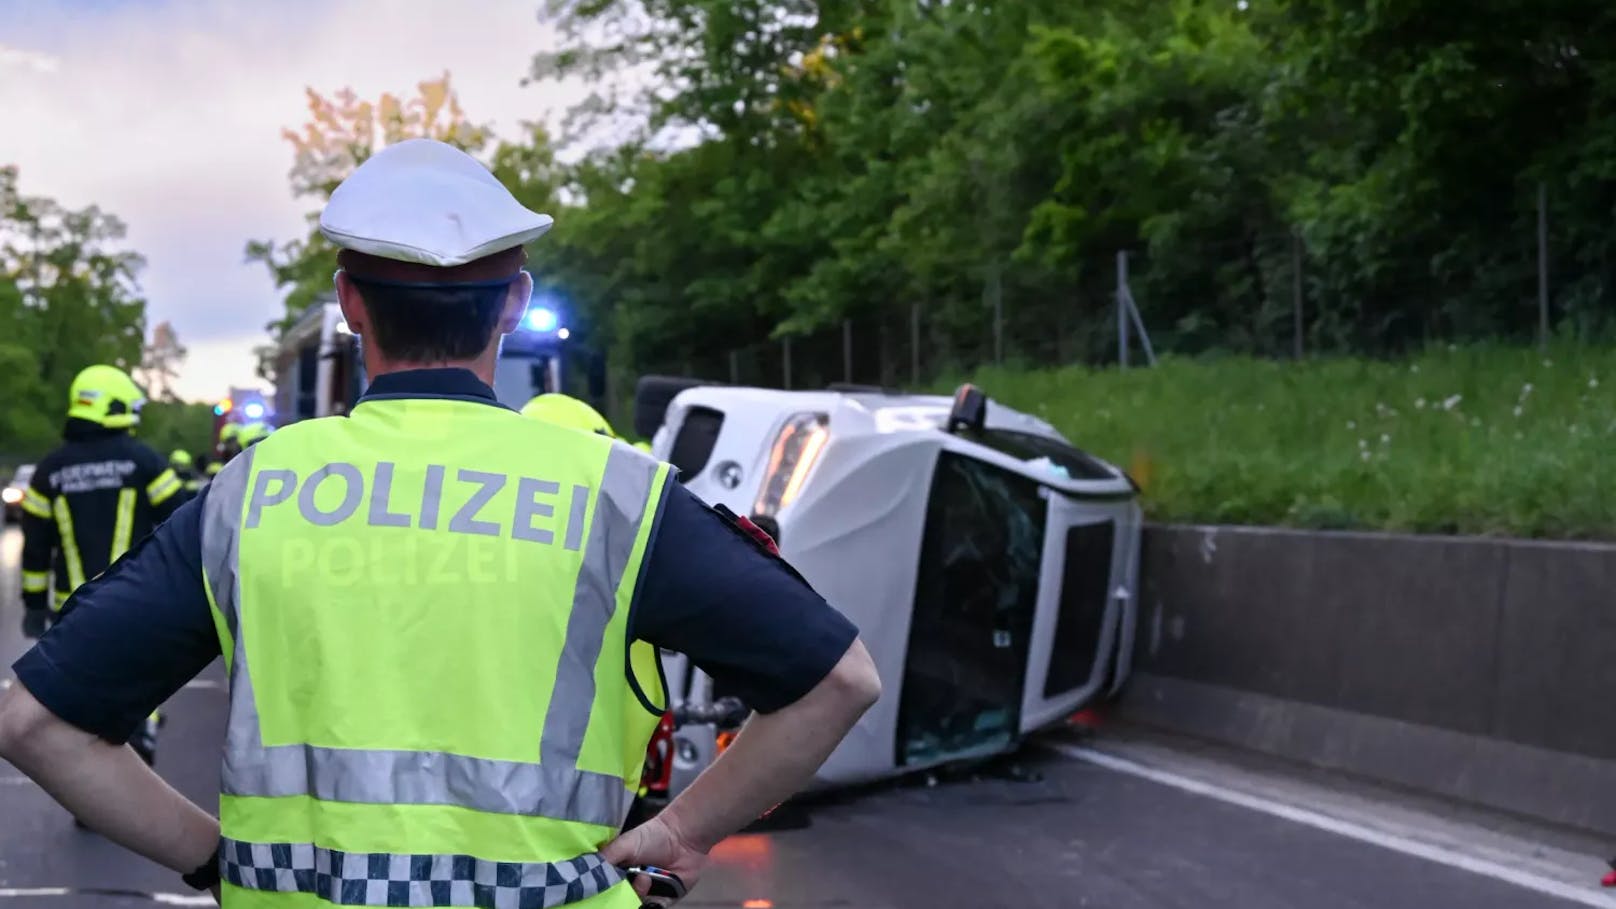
[1124, 524, 1616, 836]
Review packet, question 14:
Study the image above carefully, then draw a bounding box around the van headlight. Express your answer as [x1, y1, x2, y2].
[752, 412, 829, 518]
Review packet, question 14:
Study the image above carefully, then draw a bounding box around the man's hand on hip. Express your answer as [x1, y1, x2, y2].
[601, 814, 708, 901]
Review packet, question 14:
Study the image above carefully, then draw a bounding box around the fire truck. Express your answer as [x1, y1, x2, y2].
[270, 294, 578, 422]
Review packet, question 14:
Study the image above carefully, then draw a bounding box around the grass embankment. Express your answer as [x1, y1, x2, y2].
[966, 344, 1616, 540]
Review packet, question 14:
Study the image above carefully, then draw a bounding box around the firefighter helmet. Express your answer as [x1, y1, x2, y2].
[67, 365, 146, 430]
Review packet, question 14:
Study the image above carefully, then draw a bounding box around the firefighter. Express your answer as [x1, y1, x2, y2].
[520, 394, 657, 453]
[14, 364, 183, 768]
[169, 449, 203, 498]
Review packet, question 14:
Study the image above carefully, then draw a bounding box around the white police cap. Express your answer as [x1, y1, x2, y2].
[319, 138, 554, 268]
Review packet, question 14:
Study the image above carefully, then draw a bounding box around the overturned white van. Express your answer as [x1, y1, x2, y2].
[640, 379, 1143, 795]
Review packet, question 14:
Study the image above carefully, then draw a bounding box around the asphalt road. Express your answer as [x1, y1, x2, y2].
[1, 525, 1612, 909]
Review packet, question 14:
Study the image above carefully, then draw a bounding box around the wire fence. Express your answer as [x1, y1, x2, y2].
[627, 185, 1611, 396]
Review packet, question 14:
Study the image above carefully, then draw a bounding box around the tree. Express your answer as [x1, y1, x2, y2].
[136, 400, 216, 459]
[138, 320, 186, 403]
[246, 72, 495, 351]
[0, 165, 149, 457]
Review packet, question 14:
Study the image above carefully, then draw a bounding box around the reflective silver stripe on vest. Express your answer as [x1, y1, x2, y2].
[201, 443, 663, 829]
[220, 837, 624, 906]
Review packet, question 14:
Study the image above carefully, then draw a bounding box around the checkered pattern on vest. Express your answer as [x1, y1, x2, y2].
[220, 839, 624, 908]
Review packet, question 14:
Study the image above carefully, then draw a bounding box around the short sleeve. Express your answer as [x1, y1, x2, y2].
[630, 484, 859, 714]
[11, 488, 221, 742]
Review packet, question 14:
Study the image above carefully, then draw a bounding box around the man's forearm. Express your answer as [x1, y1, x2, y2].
[659, 640, 881, 852]
[0, 683, 218, 874]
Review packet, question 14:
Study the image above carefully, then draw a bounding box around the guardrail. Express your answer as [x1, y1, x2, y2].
[1122, 524, 1616, 837]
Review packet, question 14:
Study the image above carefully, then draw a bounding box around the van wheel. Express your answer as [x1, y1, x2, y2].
[633, 375, 714, 440]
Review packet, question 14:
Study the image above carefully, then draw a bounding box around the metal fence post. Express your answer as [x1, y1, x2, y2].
[910, 303, 921, 387]
[1117, 250, 1130, 369]
[1538, 182, 1550, 352]
[782, 336, 793, 390]
[989, 264, 1004, 366]
[843, 319, 853, 384]
[1292, 231, 1304, 360]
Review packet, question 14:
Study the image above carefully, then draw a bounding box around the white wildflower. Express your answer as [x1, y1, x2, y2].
[1410, 364, 1420, 374]
[1523, 382, 1534, 395]
[1590, 376, 1600, 389]
[1359, 438, 1369, 449]
[1380, 433, 1391, 444]
[1513, 406, 1523, 418]
[1347, 420, 1356, 430]
[1360, 450, 1372, 462]
[1442, 394, 1463, 411]
[1415, 397, 1426, 409]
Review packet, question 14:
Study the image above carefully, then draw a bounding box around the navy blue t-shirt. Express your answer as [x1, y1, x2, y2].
[12, 369, 858, 742]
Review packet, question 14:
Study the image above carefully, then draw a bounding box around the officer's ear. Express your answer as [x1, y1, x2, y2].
[497, 270, 535, 337]
[334, 270, 371, 338]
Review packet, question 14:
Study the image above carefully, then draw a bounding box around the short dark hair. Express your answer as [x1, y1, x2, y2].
[351, 279, 508, 362]
[338, 246, 526, 363]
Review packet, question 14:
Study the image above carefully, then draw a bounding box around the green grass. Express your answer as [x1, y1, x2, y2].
[962, 344, 1616, 540]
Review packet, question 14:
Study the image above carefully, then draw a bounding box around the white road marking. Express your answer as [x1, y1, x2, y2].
[1053, 743, 1616, 908]
[0, 677, 222, 692]
[0, 889, 212, 905]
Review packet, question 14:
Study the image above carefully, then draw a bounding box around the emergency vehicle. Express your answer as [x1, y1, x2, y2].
[269, 297, 575, 421]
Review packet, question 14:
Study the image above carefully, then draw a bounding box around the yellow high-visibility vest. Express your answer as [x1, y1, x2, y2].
[199, 394, 670, 907]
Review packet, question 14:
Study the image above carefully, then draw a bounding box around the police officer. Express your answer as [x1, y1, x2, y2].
[170, 449, 203, 498]
[0, 139, 880, 905]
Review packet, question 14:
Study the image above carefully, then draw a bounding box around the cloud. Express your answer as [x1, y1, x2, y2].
[0, 44, 59, 74]
[0, 0, 589, 401]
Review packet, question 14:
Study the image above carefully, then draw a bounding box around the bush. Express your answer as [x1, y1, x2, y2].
[965, 343, 1616, 539]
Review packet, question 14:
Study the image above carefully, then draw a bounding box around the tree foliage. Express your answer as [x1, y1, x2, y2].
[0, 166, 150, 457]
[249, 2, 1616, 406]
[245, 72, 496, 356]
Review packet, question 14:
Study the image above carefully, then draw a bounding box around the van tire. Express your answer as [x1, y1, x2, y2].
[634, 375, 713, 440]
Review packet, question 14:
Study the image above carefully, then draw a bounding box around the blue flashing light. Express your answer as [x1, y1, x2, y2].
[524, 307, 559, 333]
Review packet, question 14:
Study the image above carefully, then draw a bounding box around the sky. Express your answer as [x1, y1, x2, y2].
[0, 0, 591, 401]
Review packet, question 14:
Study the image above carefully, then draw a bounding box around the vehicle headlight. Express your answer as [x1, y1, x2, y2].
[1, 487, 20, 505]
[752, 412, 829, 518]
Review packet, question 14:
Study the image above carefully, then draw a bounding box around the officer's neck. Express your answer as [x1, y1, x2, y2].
[363, 348, 498, 388]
